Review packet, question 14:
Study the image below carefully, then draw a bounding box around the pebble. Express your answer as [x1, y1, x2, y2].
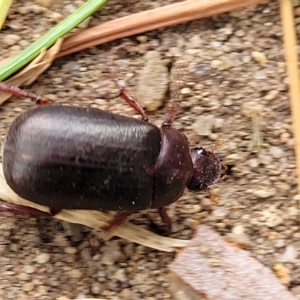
[194, 63, 213, 78]
[291, 286, 300, 298]
[35, 253, 51, 264]
[64, 247, 77, 254]
[50, 12, 64, 22]
[23, 282, 35, 292]
[23, 265, 36, 274]
[264, 90, 279, 101]
[253, 189, 275, 199]
[37, 285, 48, 294]
[269, 146, 285, 159]
[35, 0, 52, 7]
[275, 240, 286, 248]
[6, 20, 22, 30]
[232, 224, 245, 234]
[225, 153, 242, 165]
[254, 71, 267, 80]
[210, 41, 222, 48]
[136, 35, 148, 43]
[190, 106, 204, 115]
[213, 118, 224, 130]
[180, 87, 192, 95]
[248, 158, 260, 168]
[68, 269, 83, 278]
[212, 207, 229, 219]
[235, 29, 246, 37]
[280, 245, 298, 262]
[192, 115, 215, 136]
[91, 282, 102, 295]
[136, 51, 168, 111]
[251, 51, 267, 65]
[18, 272, 31, 281]
[211, 59, 223, 70]
[115, 269, 127, 282]
[223, 98, 233, 106]
[101, 242, 123, 265]
[226, 232, 253, 249]
[263, 211, 284, 227]
[2, 34, 21, 46]
[123, 243, 134, 257]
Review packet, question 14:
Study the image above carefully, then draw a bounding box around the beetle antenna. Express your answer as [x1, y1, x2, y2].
[108, 43, 148, 122]
[210, 140, 225, 154]
[162, 61, 185, 127]
[0, 82, 51, 105]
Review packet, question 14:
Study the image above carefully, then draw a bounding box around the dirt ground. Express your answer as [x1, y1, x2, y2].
[0, 0, 299, 299]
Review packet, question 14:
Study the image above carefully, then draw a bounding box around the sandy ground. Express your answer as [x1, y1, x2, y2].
[0, 0, 299, 299]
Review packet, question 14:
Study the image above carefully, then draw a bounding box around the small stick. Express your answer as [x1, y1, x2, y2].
[248, 111, 262, 153]
[58, 0, 269, 58]
[279, 0, 300, 194]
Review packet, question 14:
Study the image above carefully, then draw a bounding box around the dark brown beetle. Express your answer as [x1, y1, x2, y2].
[0, 45, 223, 229]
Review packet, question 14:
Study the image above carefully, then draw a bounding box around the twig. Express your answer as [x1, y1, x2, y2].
[248, 111, 263, 153]
[279, 0, 300, 194]
[58, 0, 268, 57]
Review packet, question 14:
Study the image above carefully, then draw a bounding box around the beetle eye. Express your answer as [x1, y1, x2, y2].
[196, 148, 204, 155]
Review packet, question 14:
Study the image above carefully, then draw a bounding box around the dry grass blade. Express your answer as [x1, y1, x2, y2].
[58, 0, 269, 57]
[0, 39, 63, 105]
[279, 0, 300, 195]
[248, 111, 263, 153]
[0, 0, 12, 30]
[0, 163, 189, 252]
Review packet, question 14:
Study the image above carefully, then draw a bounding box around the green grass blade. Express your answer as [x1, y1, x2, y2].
[0, 0, 13, 30]
[0, 0, 108, 81]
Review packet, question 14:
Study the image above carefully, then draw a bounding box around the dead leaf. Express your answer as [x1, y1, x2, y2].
[0, 39, 63, 105]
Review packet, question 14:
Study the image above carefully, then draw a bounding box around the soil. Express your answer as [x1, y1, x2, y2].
[0, 0, 299, 299]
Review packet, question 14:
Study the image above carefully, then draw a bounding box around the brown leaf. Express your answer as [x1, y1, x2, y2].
[0, 39, 63, 105]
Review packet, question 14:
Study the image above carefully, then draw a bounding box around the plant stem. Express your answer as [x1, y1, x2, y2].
[0, 0, 108, 81]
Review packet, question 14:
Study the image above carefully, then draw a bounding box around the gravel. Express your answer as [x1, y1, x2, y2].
[0, 0, 299, 299]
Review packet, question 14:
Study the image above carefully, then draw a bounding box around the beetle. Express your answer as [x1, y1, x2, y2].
[0, 45, 223, 230]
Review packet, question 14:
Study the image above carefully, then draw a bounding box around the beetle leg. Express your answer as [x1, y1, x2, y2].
[162, 60, 184, 127]
[221, 162, 228, 171]
[162, 101, 178, 127]
[108, 44, 148, 122]
[0, 82, 51, 105]
[0, 201, 51, 216]
[101, 211, 131, 231]
[220, 174, 227, 181]
[158, 206, 172, 229]
[49, 208, 61, 215]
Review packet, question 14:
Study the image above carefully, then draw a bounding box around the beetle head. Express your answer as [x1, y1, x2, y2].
[187, 147, 222, 191]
